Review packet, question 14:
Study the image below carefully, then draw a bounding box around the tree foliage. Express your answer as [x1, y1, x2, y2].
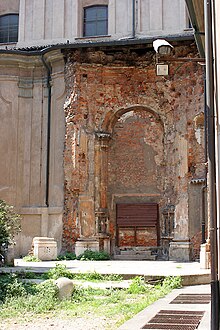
[0, 200, 21, 248]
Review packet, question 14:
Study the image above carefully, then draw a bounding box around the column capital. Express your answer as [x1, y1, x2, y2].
[95, 131, 112, 148]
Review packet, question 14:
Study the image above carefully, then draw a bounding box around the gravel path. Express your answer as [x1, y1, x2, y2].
[0, 315, 117, 330]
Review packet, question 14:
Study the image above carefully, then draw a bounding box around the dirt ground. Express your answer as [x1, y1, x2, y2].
[0, 315, 117, 330]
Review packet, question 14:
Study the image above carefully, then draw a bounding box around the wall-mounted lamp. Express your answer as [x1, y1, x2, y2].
[153, 39, 205, 76]
[153, 39, 173, 55]
[153, 39, 173, 76]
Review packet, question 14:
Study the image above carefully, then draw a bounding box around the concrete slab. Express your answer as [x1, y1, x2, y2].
[11, 259, 210, 276]
[0, 259, 211, 286]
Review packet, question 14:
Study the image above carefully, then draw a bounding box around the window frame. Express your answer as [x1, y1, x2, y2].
[0, 14, 19, 44]
[83, 5, 108, 37]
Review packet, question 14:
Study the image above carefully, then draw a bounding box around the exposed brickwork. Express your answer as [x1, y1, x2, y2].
[62, 43, 205, 258]
[191, 231, 203, 260]
[118, 228, 157, 247]
[108, 109, 164, 193]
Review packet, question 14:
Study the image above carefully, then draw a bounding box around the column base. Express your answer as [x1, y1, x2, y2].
[169, 241, 193, 261]
[200, 243, 210, 269]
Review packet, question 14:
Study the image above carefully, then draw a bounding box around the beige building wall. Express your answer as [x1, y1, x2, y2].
[14, 0, 190, 48]
[0, 51, 65, 256]
[0, 0, 19, 15]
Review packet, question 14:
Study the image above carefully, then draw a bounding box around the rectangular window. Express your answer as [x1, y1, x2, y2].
[0, 14, 19, 43]
[83, 5, 108, 37]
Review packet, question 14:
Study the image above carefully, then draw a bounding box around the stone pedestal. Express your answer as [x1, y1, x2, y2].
[169, 241, 193, 261]
[33, 237, 57, 260]
[75, 236, 110, 256]
[75, 238, 99, 256]
[200, 243, 211, 269]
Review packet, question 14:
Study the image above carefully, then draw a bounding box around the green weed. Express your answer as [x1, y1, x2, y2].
[43, 264, 74, 280]
[22, 255, 41, 262]
[77, 249, 110, 261]
[44, 264, 123, 282]
[0, 271, 182, 329]
[57, 252, 76, 260]
[126, 276, 151, 294]
[162, 276, 182, 290]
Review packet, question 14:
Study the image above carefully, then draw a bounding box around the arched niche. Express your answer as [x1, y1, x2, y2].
[94, 105, 165, 246]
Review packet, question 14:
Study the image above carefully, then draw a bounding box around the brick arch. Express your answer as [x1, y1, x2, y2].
[106, 105, 165, 248]
[101, 105, 164, 133]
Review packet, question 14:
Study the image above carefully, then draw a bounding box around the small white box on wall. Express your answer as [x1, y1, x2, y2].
[156, 64, 169, 76]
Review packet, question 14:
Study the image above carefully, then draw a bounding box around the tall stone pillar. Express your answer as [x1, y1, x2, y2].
[169, 135, 193, 261]
[75, 131, 111, 256]
[169, 194, 193, 261]
[94, 132, 111, 252]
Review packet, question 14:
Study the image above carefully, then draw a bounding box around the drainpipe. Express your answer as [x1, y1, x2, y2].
[204, 0, 219, 329]
[132, 0, 136, 38]
[201, 183, 207, 244]
[202, 69, 207, 244]
[41, 55, 52, 208]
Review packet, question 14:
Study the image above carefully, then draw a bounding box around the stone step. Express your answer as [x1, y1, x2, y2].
[114, 254, 156, 261]
[118, 246, 158, 252]
[120, 250, 154, 256]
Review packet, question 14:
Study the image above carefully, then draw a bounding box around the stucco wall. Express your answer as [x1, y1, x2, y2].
[0, 51, 65, 256]
[0, 0, 19, 15]
[13, 0, 190, 48]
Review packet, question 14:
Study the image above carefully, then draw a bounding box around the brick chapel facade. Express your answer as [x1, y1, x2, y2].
[0, 0, 206, 261]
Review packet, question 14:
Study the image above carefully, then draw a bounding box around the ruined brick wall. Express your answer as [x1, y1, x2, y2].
[62, 43, 205, 255]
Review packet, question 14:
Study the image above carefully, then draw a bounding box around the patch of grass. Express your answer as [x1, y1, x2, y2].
[73, 271, 123, 282]
[0, 271, 182, 329]
[0, 277, 59, 317]
[43, 264, 123, 282]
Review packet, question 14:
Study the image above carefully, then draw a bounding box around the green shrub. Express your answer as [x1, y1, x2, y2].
[0, 273, 37, 303]
[74, 271, 105, 281]
[127, 276, 150, 294]
[77, 249, 110, 261]
[3, 279, 59, 314]
[43, 264, 74, 280]
[44, 264, 122, 282]
[6, 278, 27, 298]
[36, 279, 59, 298]
[0, 273, 18, 302]
[15, 271, 39, 279]
[0, 200, 21, 253]
[22, 255, 41, 262]
[71, 285, 89, 302]
[57, 252, 76, 260]
[103, 273, 123, 281]
[162, 276, 182, 289]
